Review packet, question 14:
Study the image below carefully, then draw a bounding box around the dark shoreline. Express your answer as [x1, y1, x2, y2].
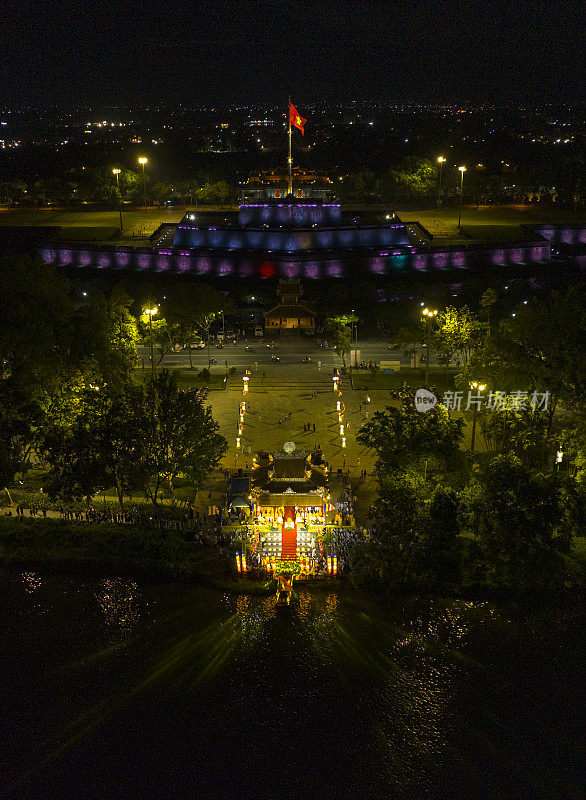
[0, 517, 583, 605]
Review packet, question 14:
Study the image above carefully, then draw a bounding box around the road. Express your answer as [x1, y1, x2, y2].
[138, 336, 442, 371]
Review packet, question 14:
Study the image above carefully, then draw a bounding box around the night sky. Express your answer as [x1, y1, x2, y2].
[3, 0, 585, 108]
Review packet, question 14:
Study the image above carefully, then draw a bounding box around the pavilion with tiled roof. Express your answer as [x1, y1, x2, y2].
[263, 279, 316, 332]
[251, 447, 329, 560]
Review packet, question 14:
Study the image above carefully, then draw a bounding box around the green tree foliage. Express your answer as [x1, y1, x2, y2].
[479, 288, 498, 328]
[463, 286, 586, 412]
[325, 314, 357, 369]
[165, 283, 233, 368]
[349, 478, 462, 593]
[434, 306, 486, 370]
[70, 287, 139, 389]
[44, 372, 227, 507]
[461, 454, 574, 587]
[357, 385, 465, 483]
[44, 385, 149, 506]
[142, 371, 227, 504]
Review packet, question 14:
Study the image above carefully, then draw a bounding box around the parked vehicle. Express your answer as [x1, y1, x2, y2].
[271, 355, 280, 362]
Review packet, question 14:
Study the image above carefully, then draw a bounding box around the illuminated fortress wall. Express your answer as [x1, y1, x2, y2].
[40, 241, 552, 278]
[238, 202, 342, 227]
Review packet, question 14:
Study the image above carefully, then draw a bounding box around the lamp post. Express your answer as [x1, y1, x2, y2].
[437, 156, 446, 209]
[457, 166, 467, 230]
[144, 306, 158, 379]
[421, 307, 438, 387]
[138, 157, 148, 208]
[112, 169, 123, 232]
[470, 381, 486, 455]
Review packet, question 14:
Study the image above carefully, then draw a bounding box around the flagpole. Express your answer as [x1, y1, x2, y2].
[287, 97, 293, 196]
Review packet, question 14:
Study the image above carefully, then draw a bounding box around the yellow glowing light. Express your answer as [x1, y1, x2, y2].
[458, 165, 467, 173]
[138, 157, 148, 165]
[112, 168, 121, 175]
[437, 156, 446, 163]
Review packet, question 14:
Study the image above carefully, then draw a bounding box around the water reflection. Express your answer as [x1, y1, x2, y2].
[94, 577, 141, 633]
[4, 572, 582, 800]
[22, 571, 43, 593]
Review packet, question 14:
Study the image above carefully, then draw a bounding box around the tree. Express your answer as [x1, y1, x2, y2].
[142, 371, 227, 504]
[395, 325, 426, 368]
[44, 385, 149, 506]
[357, 385, 466, 484]
[349, 478, 462, 593]
[70, 287, 139, 390]
[479, 288, 498, 329]
[166, 284, 232, 368]
[325, 314, 357, 370]
[434, 306, 486, 371]
[461, 286, 586, 426]
[462, 453, 573, 587]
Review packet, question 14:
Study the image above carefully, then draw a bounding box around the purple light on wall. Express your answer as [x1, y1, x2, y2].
[326, 259, 342, 277]
[218, 259, 233, 276]
[282, 261, 300, 278]
[137, 254, 151, 270]
[560, 229, 574, 244]
[304, 261, 320, 278]
[155, 255, 171, 272]
[509, 249, 524, 263]
[197, 257, 211, 274]
[450, 251, 466, 269]
[432, 251, 449, 270]
[413, 253, 429, 271]
[59, 249, 73, 265]
[40, 248, 56, 264]
[492, 249, 506, 265]
[96, 252, 111, 268]
[115, 252, 130, 268]
[177, 256, 192, 272]
[579, 229, 586, 244]
[369, 257, 386, 274]
[239, 261, 254, 277]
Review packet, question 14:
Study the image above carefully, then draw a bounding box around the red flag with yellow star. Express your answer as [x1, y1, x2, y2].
[289, 102, 307, 135]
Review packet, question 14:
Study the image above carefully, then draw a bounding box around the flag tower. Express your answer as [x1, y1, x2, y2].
[288, 101, 307, 196]
[288, 98, 293, 196]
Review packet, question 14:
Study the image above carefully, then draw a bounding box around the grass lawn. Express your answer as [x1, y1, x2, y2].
[172, 368, 226, 390]
[0, 207, 186, 243]
[1, 203, 581, 248]
[132, 367, 226, 390]
[352, 368, 456, 394]
[397, 204, 584, 245]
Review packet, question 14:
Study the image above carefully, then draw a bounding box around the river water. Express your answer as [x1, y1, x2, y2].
[1, 569, 582, 800]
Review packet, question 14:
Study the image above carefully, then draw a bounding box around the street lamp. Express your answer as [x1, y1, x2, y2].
[112, 169, 123, 232]
[470, 381, 486, 455]
[437, 157, 446, 209]
[421, 307, 438, 387]
[143, 306, 158, 379]
[138, 157, 148, 208]
[457, 166, 467, 230]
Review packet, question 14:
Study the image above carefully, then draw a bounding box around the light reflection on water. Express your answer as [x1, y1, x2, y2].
[3, 570, 583, 800]
[94, 577, 142, 633]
